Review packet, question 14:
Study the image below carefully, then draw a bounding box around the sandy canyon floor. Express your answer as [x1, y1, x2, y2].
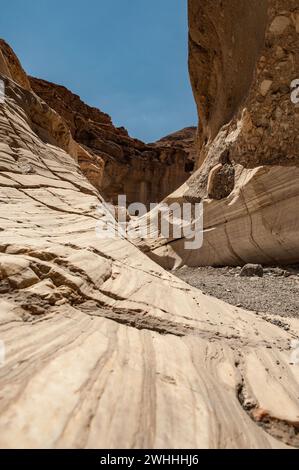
[174, 266, 299, 318]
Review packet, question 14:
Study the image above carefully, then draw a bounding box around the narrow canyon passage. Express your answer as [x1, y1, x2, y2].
[0, 0, 298, 450]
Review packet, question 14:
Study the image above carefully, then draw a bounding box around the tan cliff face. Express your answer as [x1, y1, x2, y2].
[189, 0, 299, 170]
[0, 39, 31, 91]
[1, 21, 299, 450]
[137, 0, 299, 269]
[188, 0, 268, 153]
[29, 77, 194, 207]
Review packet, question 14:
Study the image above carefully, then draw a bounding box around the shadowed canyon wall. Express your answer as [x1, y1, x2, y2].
[189, 0, 268, 162]
[189, 0, 298, 170]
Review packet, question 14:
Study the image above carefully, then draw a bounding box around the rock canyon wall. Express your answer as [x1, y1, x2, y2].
[30, 77, 194, 207]
[142, 0, 299, 269]
[0, 8, 299, 449]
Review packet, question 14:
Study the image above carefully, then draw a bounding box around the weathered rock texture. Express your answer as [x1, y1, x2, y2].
[0, 39, 31, 91]
[30, 77, 192, 207]
[1, 33, 299, 449]
[142, 0, 299, 269]
[154, 126, 197, 172]
[189, 0, 298, 169]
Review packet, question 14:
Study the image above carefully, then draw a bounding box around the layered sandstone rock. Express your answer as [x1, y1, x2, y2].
[30, 77, 192, 206]
[1, 34, 299, 450]
[141, 0, 299, 269]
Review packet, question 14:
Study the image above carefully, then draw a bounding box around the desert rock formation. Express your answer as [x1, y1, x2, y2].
[141, 0, 299, 269]
[0, 21, 299, 449]
[0, 39, 31, 91]
[154, 126, 197, 172]
[30, 77, 192, 207]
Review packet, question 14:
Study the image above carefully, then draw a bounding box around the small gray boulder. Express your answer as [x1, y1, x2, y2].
[240, 264, 264, 278]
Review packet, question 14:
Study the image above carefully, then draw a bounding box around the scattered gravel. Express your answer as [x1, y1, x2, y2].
[173, 265, 299, 318]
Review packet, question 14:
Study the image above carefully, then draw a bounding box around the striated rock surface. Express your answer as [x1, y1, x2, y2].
[30, 77, 192, 207]
[141, 0, 299, 269]
[1, 32, 299, 449]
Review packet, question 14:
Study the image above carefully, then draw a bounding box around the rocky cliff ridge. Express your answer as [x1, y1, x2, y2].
[30, 76, 195, 206]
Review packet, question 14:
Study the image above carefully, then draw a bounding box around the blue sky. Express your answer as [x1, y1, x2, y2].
[0, 0, 197, 142]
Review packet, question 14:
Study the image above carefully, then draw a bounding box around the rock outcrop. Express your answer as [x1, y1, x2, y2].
[141, 0, 299, 269]
[1, 31, 299, 449]
[154, 126, 197, 172]
[30, 77, 192, 207]
[0, 39, 31, 91]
